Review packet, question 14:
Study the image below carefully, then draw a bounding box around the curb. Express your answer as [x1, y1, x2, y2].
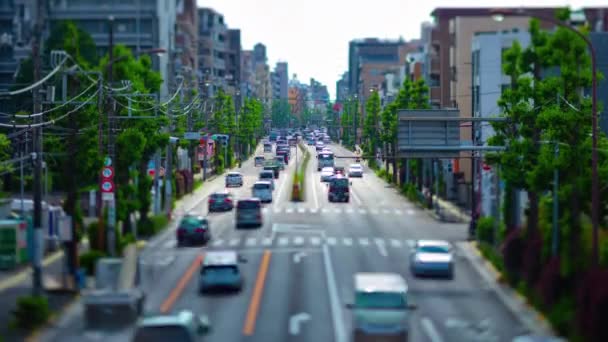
[25, 294, 81, 342]
[460, 241, 557, 337]
[0, 249, 64, 293]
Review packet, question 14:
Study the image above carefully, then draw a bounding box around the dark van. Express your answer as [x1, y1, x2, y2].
[236, 198, 263, 228]
[328, 175, 350, 202]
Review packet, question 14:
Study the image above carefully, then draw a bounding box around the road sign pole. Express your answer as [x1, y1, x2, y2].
[107, 198, 116, 256]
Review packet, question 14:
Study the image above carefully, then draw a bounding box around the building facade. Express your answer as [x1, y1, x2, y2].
[198, 7, 227, 95]
[175, 0, 198, 84]
[336, 71, 349, 103]
[270, 61, 288, 101]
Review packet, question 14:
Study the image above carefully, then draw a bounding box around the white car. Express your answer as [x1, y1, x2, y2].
[252, 181, 273, 203]
[320, 167, 335, 182]
[409, 240, 454, 279]
[225, 172, 243, 187]
[348, 164, 363, 177]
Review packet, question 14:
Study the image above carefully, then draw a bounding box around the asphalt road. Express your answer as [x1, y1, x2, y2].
[41, 141, 528, 342]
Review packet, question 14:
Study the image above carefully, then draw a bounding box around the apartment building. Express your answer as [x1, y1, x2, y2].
[271, 61, 288, 101]
[335, 71, 349, 103]
[175, 0, 198, 83]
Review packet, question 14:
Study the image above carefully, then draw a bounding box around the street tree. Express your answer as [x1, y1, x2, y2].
[363, 90, 381, 167]
[271, 100, 291, 128]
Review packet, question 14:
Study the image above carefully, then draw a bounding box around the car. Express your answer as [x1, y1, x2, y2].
[410, 240, 454, 279]
[274, 156, 286, 170]
[225, 172, 243, 187]
[348, 163, 364, 177]
[315, 142, 325, 151]
[208, 191, 234, 212]
[263, 164, 280, 178]
[236, 198, 263, 228]
[252, 181, 273, 203]
[307, 139, 315, 145]
[254, 155, 265, 166]
[176, 215, 211, 247]
[334, 166, 345, 175]
[320, 167, 335, 182]
[199, 251, 245, 293]
[263, 143, 272, 153]
[259, 170, 275, 190]
[328, 175, 350, 202]
[132, 310, 210, 342]
[346, 273, 414, 342]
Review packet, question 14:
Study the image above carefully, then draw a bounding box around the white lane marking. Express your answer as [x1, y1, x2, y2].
[346, 208, 354, 214]
[245, 237, 257, 246]
[421, 317, 445, 342]
[275, 168, 288, 205]
[289, 312, 311, 335]
[274, 207, 282, 214]
[351, 188, 363, 205]
[390, 239, 402, 248]
[163, 239, 176, 249]
[322, 244, 347, 342]
[333, 208, 342, 214]
[310, 208, 318, 214]
[294, 236, 304, 245]
[407, 209, 416, 215]
[278, 237, 289, 246]
[286, 208, 294, 214]
[212, 239, 224, 247]
[375, 238, 388, 257]
[371, 209, 379, 215]
[322, 208, 330, 214]
[406, 239, 416, 248]
[326, 237, 337, 245]
[298, 208, 306, 213]
[310, 237, 322, 245]
[358, 238, 370, 246]
[343, 238, 353, 246]
[395, 209, 403, 215]
[382, 209, 391, 214]
[359, 209, 367, 215]
[311, 173, 320, 210]
[262, 237, 273, 246]
[229, 238, 240, 246]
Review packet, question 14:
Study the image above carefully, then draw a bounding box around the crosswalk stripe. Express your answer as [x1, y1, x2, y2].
[371, 209, 379, 215]
[359, 209, 367, 214]
[262, 208, 270, 213]
[164, 239, 176, 249]
[278, 237, 289, 246]
[406, 209, 415, 215]
[322, 208, 330, 213]
[374, 238, 385, 245]
[343, 238, 353, 246]
[310, 208, 318, 214]
[334, 208, 342, 214]
[298, 208, 306, 213]
[310, 237, 321, 245]
[286, 208, 294, 213]
[390, 239, 402, 248]
[274, 208, 281, 214]
[359, 238, 370, 246]
[294, 236, 304, 245]
[346, 208, 354, 214]
[262, 237, 273, 246]
[245, 237, 257, 246]
[229, 238, 240, 246]
[406, 239, 416, 248]
[395, 209, 403, 215]
[326, 237, 337, 245]
[212, 239, 224, 247]
[382, 209, 391, 214]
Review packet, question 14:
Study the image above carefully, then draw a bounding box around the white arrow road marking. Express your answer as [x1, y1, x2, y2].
[262, 237, 273, 246]
[343, 238, 353, 246]
[278, 237, 289, 246]
[289, 312, 311, 335]
[229, 238, 240, 246]
[245, 237, 257, 246]
[375, 238, 388, 257]
[293, 252, 307, 263]
[212, 239, 224, 247]
[326, 237, 337, 245]
[294, 236, 304, 245]
[310, 236, 322, 245]
[390, 239, 402, 248]
[358, 238, 369, 246]
[421, 317, 445, 342]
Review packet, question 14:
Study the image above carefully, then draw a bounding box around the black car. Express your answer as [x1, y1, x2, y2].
[177, 215, 211, 246]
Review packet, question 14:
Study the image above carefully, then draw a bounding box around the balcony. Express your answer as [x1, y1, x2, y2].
[430, 86, 441, 100]
[430, 58, 440, 74]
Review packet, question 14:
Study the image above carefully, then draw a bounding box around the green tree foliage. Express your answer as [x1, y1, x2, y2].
[271, 100, 291, 128]
[363, 91, 381, 158]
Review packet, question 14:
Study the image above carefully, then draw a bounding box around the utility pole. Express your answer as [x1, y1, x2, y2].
[165, 99, 174, 217]
[31, 0, 45, 296]
[106, 15, 116, 256]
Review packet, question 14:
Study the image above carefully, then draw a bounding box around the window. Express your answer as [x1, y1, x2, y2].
[472, 50, 480, 79]
[473, 85, 480, 114]
[355, 292, 406, 309]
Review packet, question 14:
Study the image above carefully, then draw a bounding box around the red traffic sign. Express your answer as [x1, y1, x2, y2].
[101, 166, 114, 179]
[148, 169, 155, 177]
[101, 180, 114, 193]
[482, 163, 492, 171]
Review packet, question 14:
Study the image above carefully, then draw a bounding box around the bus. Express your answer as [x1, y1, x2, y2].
[317, 151, 335, 171]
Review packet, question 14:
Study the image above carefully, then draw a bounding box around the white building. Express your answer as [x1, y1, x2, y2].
[472, 29, 530, 223]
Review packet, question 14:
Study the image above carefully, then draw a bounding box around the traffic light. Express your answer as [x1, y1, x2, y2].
[211, 134, 229, 146]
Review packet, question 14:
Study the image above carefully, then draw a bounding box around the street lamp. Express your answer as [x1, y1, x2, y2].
[491, 8, 600, 265]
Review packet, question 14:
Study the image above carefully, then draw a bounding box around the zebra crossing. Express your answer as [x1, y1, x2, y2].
[264, 207, 417, 216]
[159, 235, 418, 250]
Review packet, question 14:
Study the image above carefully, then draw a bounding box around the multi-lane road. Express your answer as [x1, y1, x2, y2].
[41, 142, 529, 342]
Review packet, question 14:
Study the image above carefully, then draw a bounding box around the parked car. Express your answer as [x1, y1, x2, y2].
[208, 191, 234, 212]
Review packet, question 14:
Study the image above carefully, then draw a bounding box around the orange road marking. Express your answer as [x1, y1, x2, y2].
[160, 253, 204, 314]
[242, 250, 272, 335]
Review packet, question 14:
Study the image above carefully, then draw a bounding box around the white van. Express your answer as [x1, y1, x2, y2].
[347, 273, 415, 341]
[252, 181, 273, 203]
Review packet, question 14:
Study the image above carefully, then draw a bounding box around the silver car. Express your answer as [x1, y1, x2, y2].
[348, 163, 363, 177]
[225, 172, 243, 187]
[410, 240, 454, 279]
[320, 167, 335, 182]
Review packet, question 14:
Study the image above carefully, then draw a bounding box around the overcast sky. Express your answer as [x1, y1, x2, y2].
[197, 0, 604, 100]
